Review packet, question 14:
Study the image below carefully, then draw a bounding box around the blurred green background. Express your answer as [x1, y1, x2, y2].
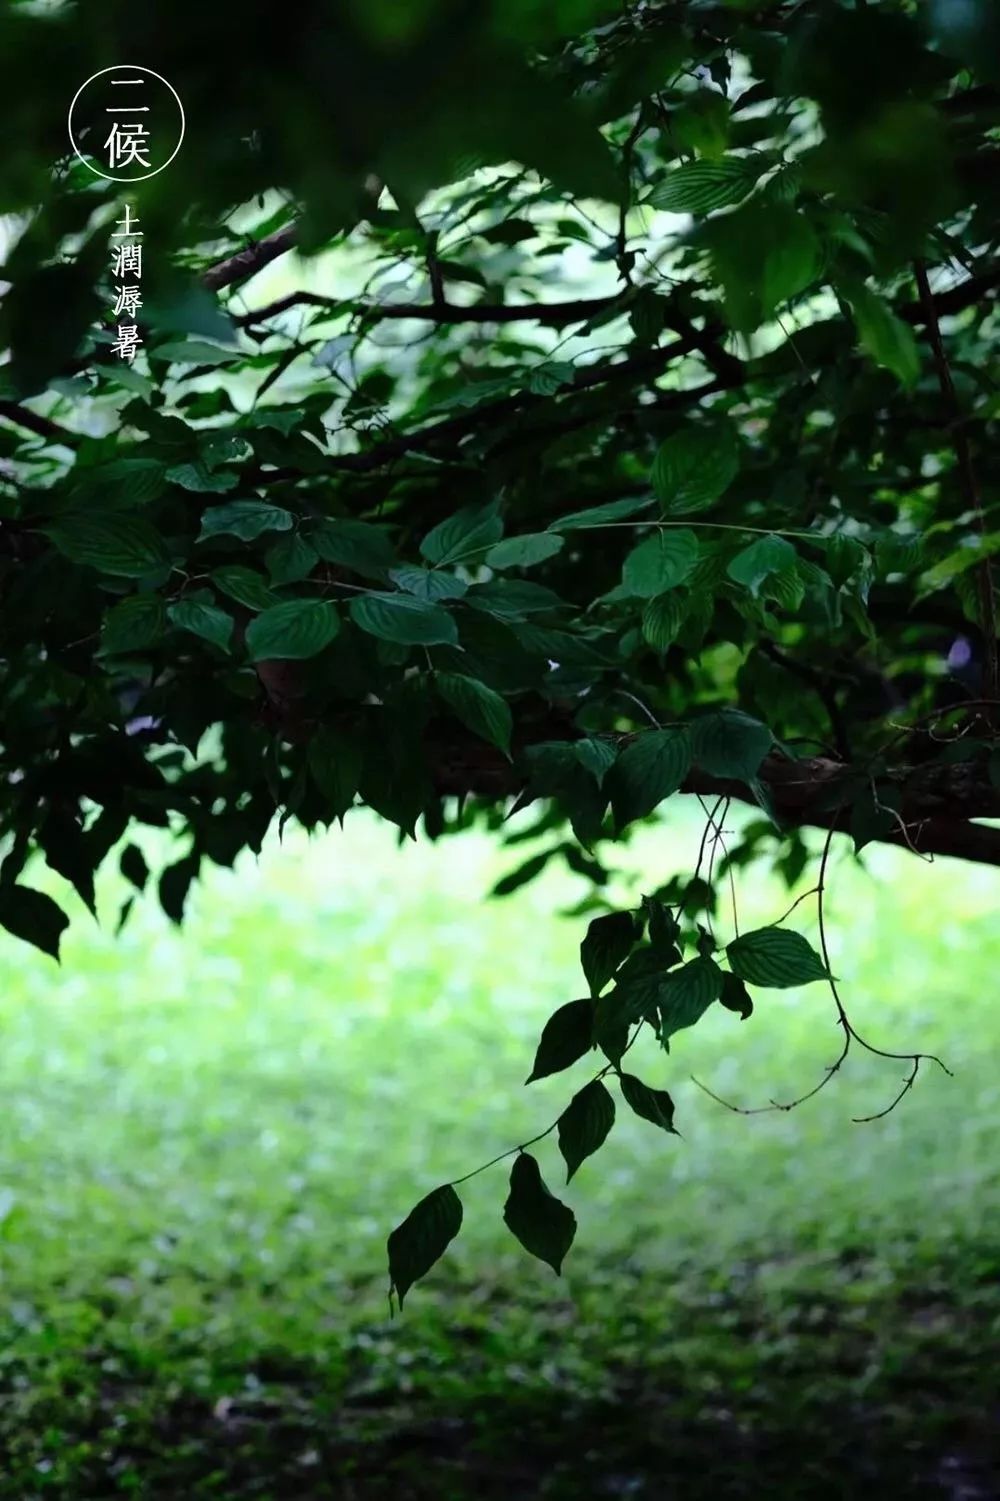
[0, 807, 997, 1498]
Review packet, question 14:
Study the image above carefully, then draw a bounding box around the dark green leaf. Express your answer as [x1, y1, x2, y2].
[48, 515, 172, 578]
[622, 531, 699, 597]
[689, 709, 773, 781]
[618, 1072, 678, 1134]
[389, 566, 468, 602]
[502, 1153, 576, 1275]
[526, 998, 595, 1083]
[120, 845, 149, 892]
[307, 725, 362, 825]
[557, 1079, 616, 1181]
[198, 502, 294, 543]
[266, 533, 318, 585]
[719, 971, 754, 1020]
[99, 595, 168, 655]
[658, 957, 723, 1040]
[245, 601, 339, 661]
[550, 495, 656, 532]
[580, 911, 635, 998]
[607, 728, 692, 829]
[435, 672, 512, 755]
[647, 156, 767, 214]
[486, 533, 564, 569]
[351, 593, 458, 646]
[652, 425, 739, 516]
[727, 535, 797, 597]
[420, 500, 503, 567]
[0, 884, 69, 961]
[641, 592, 686, 651]
[211, 566, 281, 612]
[387, 1184, 463, 1309]
[311, 519, 396, 578]
[727, 927, 828, 988]
[168, 600, 234, 653]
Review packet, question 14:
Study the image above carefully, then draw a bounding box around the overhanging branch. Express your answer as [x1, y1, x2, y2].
[424, 726, 1000, 867]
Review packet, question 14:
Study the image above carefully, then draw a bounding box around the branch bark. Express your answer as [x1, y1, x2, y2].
[422, 724, 1000, 867]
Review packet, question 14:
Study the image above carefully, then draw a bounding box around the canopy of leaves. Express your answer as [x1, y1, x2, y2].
[0, 0, 997, 1299]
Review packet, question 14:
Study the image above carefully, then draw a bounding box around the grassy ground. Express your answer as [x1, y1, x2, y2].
[0, 806, 997, 1499]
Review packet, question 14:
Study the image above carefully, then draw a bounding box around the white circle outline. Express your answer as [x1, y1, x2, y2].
[67, 65, 185, 182]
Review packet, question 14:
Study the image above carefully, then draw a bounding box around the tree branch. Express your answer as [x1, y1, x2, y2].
[423, 725, 1000, 866]
[200, 224, 298, 292]
[0, 400, 77, 445]
[232, 291, 626, 329]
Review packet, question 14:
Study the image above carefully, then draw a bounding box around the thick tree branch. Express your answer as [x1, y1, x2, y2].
[423, 725, 1000, 866]
[232, 291, 625, 329]
[0, 400, 76, 445]
[200, 224, 298, 292]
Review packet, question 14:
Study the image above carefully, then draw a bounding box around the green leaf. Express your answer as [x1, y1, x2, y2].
[647, 156, 767, 214]
[573, 738, 619, 785]
[435, 672, 512, 755]
[266, 533, 318, 585]
[622, 531, 699, 597]
[618, 1072, 678, 1134]
[727, 535, 797, 597]
[120, 845, 149, 892]
[168, 600, 234, 653]
[152, 339, 237, 365]
[689, 709, 773, 781]
[0, 884, 69, 961]
[245, 600, 340, 661]
[580, 911, 635, 998]
[389, 566, 468, 602]
[550, 495, 656, 532]
[165, 462, 239, 493]
[652, 425, 739, 515]
[641, 592, 686, 652]
[557, 1079, 616, 1181]
[99, 595, 167, 655]
[307, 725, 362, 825]
[486, 533, 565, 569]
[845, 282, 920, 388]
[719, 972, 754, 1020]
[387, 1184, 463, 1309]
[420, 500, 503, 567]
[701, 201, 818, 333]
[47, 515, 172, 578]
[311, 519, 396, 578]
[526, 361, 576, 395]
[607, 728, 692, 829]
[502, 1153, 576, 1275]
[211, 566, 281, 612]
[526, 998, 595, 1083]
[658, 957, 723, 1040]
[198, 502, 294, 543]
[727, 927, 828, 988]
[350, 593, 458, 646]
[159, 854, 200, 924]
[467, 579, 564, 620]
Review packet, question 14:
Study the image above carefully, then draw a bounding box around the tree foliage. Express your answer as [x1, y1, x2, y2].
[0, 0, 998, 1302]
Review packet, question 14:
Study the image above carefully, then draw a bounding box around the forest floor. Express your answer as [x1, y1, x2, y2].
[0, 812, 997, 1499]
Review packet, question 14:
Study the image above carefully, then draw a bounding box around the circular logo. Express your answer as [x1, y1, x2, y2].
[67, 65, 184, 182]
